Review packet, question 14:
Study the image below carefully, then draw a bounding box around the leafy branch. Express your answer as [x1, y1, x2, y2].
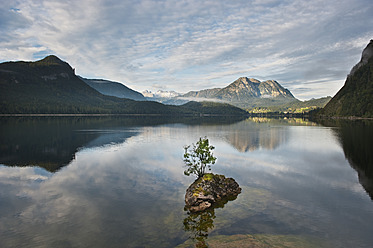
[183, 137, 217, 178]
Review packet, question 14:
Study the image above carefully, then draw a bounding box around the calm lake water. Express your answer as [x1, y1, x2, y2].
[0, 116, 372, 248]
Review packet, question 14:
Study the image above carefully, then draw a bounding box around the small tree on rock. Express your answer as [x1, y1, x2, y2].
[183, 137, 217, 178]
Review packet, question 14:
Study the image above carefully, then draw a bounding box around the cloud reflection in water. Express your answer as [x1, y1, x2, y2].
[0, 117, 372, 247]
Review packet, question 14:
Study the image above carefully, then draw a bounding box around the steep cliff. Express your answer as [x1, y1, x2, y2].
[320, 40, 373, 118]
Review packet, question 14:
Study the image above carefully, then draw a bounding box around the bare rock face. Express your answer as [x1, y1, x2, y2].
[185, 173, 241, 212]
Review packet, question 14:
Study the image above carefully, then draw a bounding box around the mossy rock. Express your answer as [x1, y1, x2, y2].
[185, 173, 241, 212]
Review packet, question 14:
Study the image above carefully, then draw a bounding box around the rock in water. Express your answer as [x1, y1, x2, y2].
[185, 173, 241, 212]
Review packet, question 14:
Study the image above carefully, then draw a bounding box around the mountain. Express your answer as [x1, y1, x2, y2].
[0, 55, 247, 116]
[216, 77, 294, 100]
[80, 77, 145, 101]
[181, 77, 296, 109]
[142, 90, 181, 98]
[320, 40, 373, 118]
[183, 88, 221, 99]
[0, 55, 183, 114]
[142, 90, 187, 105]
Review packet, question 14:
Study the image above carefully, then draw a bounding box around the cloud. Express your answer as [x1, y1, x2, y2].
[1, 0, 372, 100]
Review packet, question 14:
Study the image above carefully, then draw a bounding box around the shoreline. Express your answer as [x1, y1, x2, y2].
[1, 113, 372, 120]
[0, 113, 248, 117]
[316, 115, 373, 120]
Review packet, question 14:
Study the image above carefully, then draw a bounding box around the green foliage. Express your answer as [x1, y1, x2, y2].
[247, 97, 332, 114]
[183, 137, 217, 178]
[319, 52, 373, 118]
[183, 208, 216, 248]
[181, 101, 248, 116]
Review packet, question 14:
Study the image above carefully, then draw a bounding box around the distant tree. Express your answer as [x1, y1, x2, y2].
[183, 137, 217, 178]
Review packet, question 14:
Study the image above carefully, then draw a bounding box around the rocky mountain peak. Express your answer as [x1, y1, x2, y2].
[349, 39, 373, 76]
[263, 80, 277, 85]
[235, 77, 260, 85]
[222, 77, 293, 99]
[180, 76, 296, 108]
[225, 77, 261, 97]
[361, 39, 373, 62]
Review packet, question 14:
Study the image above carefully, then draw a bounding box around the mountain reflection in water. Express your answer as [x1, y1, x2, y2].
[320, 119, 373, 200]
[0, 117, 140, 172]
[0, 117, 305, 171]
[221, 118, 287, 152]
[1, 117, 371, 200]
[0, 116, 373, 247]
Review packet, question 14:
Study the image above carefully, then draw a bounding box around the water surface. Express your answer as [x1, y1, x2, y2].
[0, 117, 372, 247]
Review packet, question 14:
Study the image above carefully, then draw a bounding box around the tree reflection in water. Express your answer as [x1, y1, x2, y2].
[183, 195, 238, 248]
[183, 208, 216, 248]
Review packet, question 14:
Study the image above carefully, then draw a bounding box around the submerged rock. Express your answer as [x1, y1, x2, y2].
[185, 173, 241, 212]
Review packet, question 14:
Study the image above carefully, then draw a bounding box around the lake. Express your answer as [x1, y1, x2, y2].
[0, 116, 372, 248]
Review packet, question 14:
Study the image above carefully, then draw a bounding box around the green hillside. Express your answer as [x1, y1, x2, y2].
[0, 56, 183, 114]
[237, 97, 330, 114]
[319, 40, 373, 118]
[182, 101, 248, 115]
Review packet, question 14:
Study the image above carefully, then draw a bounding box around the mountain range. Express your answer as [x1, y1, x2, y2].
[320, 40, 373, 118]
[140, 77, 331, 112]
[0, 54, 336, 116]
[1, 39, 371, 118]
[0, 55, 245, 115]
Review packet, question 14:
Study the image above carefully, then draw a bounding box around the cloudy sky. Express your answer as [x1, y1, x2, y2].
[1, 0, 372, 100]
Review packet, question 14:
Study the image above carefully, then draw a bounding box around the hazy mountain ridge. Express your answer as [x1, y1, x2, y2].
[320, 40, 373, 118]
[80, 77, 145, 101]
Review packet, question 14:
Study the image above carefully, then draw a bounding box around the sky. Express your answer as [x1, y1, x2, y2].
[1, 0, 372, 100]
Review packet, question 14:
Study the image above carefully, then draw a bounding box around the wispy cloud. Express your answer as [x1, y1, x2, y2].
[1, 0, 372, 99]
